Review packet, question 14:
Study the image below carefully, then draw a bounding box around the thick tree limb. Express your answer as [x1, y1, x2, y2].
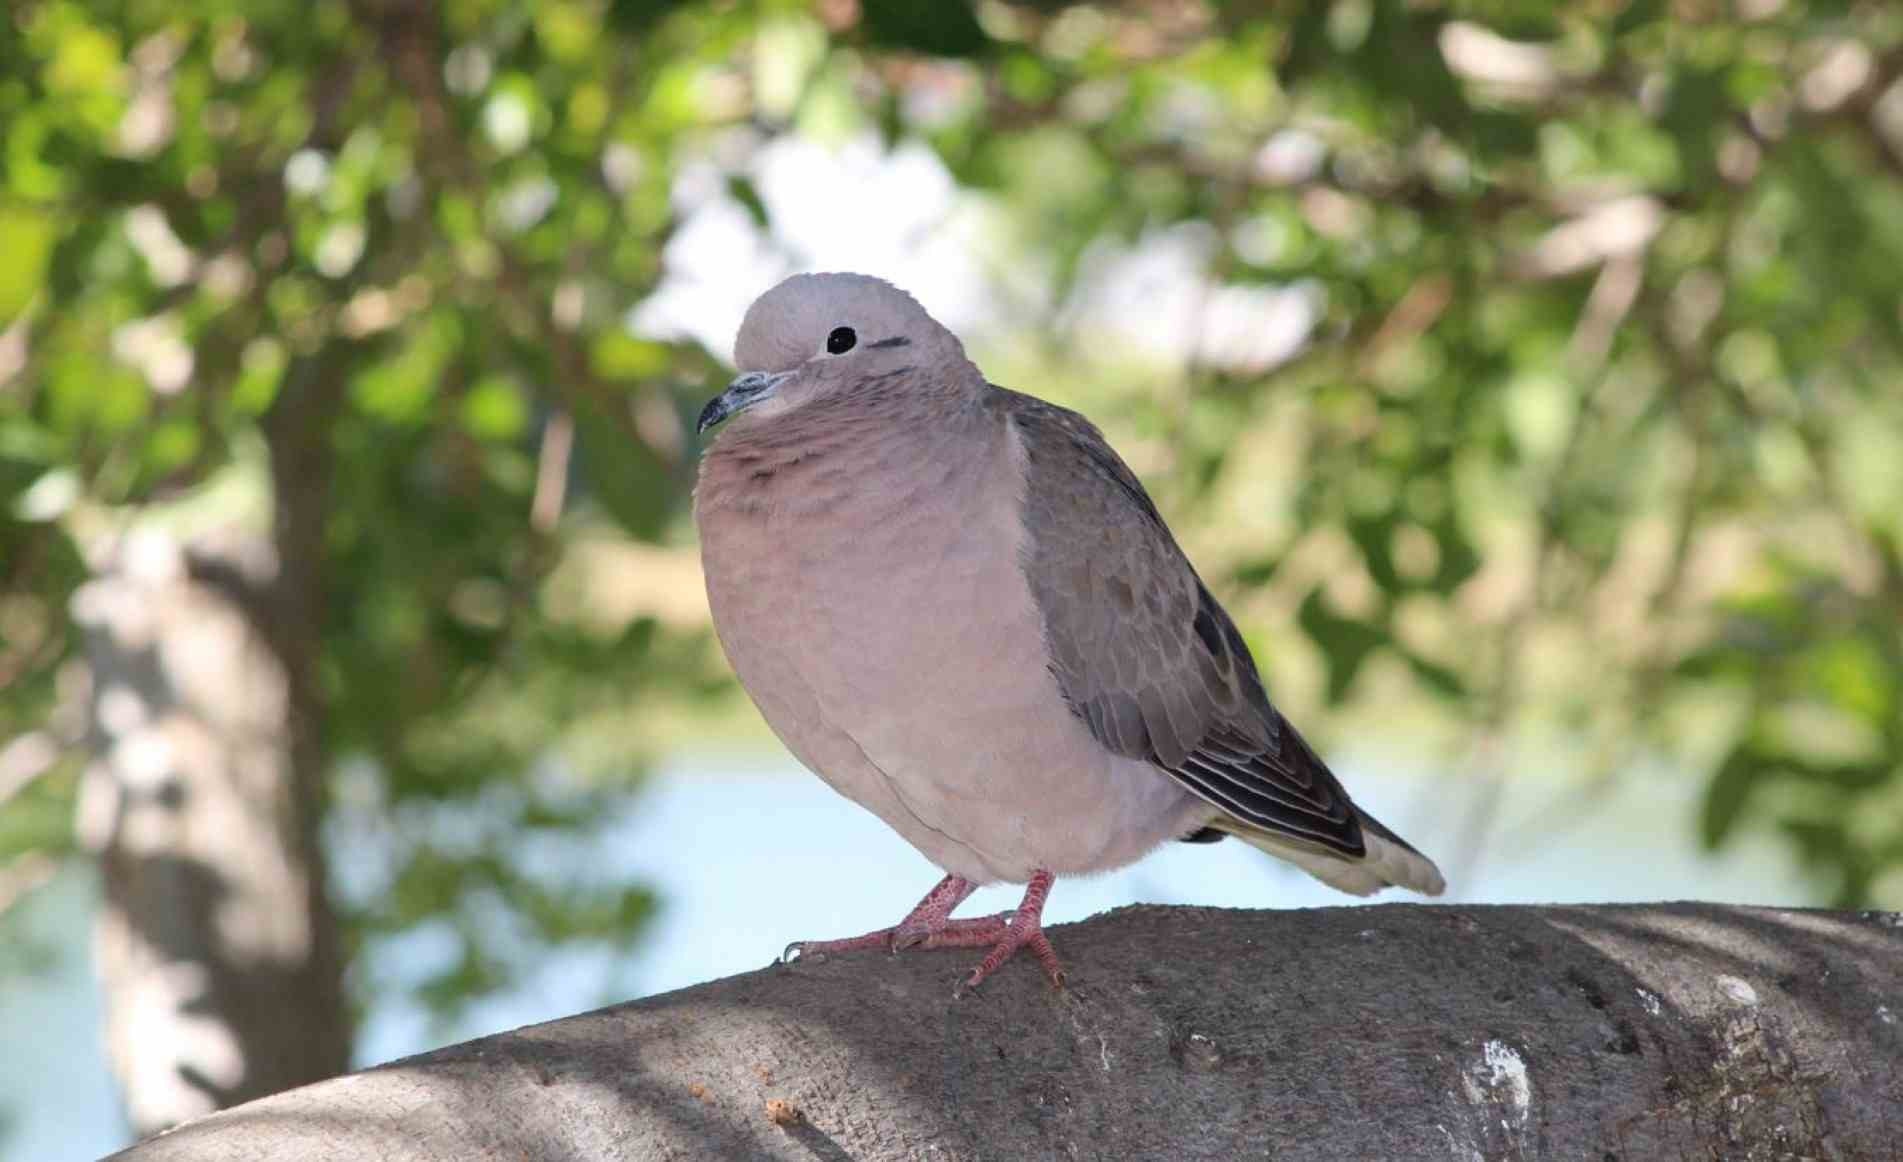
[74, 531, 351, 1135]
[113, 903, 1901, 1161]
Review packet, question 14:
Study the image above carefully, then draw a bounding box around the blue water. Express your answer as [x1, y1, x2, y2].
[0, 751, 1810, 1161]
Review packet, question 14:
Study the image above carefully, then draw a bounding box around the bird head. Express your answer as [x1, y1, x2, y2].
[697, 273, 968, 436]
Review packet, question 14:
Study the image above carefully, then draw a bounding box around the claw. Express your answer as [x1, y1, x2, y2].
[780, 941, 810, 965]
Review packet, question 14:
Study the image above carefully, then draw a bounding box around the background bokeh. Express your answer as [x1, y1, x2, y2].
[2, 0, 1900, 1156]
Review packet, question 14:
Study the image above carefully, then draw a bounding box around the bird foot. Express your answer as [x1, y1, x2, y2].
[780, 870, 1066, 994]
[945, 869, 1064, 995]
[951, 919, 1066, 997]
[781, 873, 983, 966]
[780, 909, 1014, 965]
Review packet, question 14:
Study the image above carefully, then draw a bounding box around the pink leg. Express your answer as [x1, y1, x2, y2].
[782, 873, 988, 962]
[952, 869, 1063, 993]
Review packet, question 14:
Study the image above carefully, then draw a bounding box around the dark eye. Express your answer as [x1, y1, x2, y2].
[826, 326, 857, 355]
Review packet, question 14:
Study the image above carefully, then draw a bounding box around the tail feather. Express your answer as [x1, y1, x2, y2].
[1212, 811, 1445, 897]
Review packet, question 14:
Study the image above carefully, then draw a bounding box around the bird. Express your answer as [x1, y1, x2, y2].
[693, 272, 1444, 992]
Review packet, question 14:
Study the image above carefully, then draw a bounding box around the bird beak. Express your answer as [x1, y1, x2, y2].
[698, 370, 791, 435]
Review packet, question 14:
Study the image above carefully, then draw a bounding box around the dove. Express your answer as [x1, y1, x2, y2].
[694, 273, 1443, 991]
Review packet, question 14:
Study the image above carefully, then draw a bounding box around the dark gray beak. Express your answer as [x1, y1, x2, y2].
[698, 370, 791, 435]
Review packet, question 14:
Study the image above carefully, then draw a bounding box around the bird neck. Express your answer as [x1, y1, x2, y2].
[695, 376, 995, 521]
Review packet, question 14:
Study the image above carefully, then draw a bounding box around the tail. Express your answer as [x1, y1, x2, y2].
[1211, 810, 1446, 898]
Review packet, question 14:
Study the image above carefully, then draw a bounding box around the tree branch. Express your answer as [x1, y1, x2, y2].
[111, 902, 1902, 1161]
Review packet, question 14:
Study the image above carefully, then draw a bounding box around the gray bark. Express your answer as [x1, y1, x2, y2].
[111, 902, 1901, 1161]
[73, 529, 349, 1137]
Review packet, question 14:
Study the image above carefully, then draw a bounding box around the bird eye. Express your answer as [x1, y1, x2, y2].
[825, 326, 857, 355]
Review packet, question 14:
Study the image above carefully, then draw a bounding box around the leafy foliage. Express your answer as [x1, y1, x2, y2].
[0, 0, 744, 1023]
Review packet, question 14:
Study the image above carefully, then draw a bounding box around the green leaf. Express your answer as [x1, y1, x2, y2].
[1346, 514, 1400, 591]
[460, 376, 529, 442]
[590, 332, 671, 381]
[567, 391, 676, 538]
[1297, 588, 1388, 705]
[0, 206, 57, 320]
[231, 338, 288, 416]
[1806, 635, 1896, 727]
[1701, 747, 1766, 850]
[351, 312, 462, 426]
[1400, 649, 1466, 700]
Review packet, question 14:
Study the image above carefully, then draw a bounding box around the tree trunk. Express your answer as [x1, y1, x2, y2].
[107, 902, 1900, 1160]
[72, 526, 349, 1137]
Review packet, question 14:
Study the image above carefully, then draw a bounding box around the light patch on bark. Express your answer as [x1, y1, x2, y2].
[1435, 1121, 1483, 1162]
[1716, 974, 1759, 1006]
[1462, 1039, 1533, 1127]
[1454, 1037, 1534, 1158]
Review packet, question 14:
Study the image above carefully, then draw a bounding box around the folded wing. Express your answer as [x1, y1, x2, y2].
[997, 388, 1369, 860]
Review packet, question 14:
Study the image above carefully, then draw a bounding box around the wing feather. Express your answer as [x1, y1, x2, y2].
[996, 387, 1369, 860]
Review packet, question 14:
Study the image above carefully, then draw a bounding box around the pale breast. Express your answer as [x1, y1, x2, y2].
[695, 406, 1201, 883]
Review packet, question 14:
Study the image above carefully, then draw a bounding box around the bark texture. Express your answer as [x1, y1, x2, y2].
[112, 902, 1900, 1161]
[73, 529, 349, 1136]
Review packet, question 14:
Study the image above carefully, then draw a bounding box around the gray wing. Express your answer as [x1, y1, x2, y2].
[996, 387, 1367, 859]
